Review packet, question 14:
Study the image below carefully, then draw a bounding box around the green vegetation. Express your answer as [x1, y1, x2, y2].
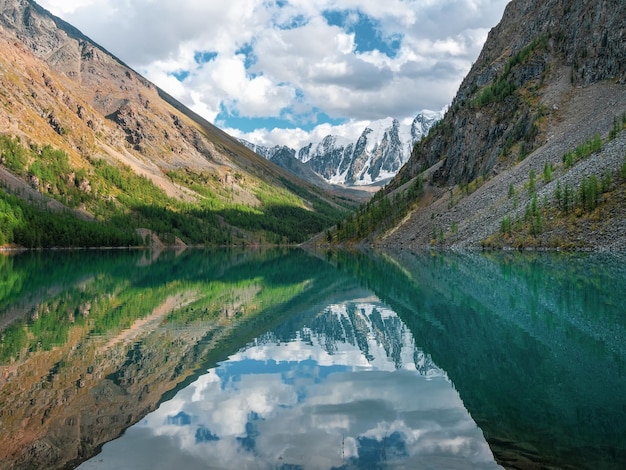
[507, 183, 515, 198]
[490, 168, 623, 249]
[472, 37, 548, 109]
[330, 174, 424, 242]
[542, 161, 553, 183]
[562, 134, 602, 168]
[608, 113, 626, 140]
[528, 169, 536, 194]
[0, 136, 346, 247]
[0, 135, 28, 172]
[488, 170, 620, 249]
[0, 248, 336, 366]
[524, 194, 543, 235]
[0, 190, 140, 247]
[500, 215, 513, 237]
[473, 78, 516, 108]
[484, 116, 626, 250]
[578, 175, 601, 212]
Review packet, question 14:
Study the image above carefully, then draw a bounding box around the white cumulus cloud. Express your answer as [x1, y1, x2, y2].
[38, 0, 510, 148]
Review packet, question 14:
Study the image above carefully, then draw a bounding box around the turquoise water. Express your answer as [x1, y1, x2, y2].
[0, 248, 624, 469]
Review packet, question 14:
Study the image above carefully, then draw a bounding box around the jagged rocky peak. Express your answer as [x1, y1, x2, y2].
[242, 109, 443, 186]
[410, 109, 444, 144]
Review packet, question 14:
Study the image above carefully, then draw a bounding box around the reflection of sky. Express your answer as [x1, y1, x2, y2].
[79, 302, 501, 469]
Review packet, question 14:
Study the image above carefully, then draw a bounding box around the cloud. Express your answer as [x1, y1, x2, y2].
[228, 119, 373, 150]
[80, 302, 501, 470]
[38, 0, 510, 148]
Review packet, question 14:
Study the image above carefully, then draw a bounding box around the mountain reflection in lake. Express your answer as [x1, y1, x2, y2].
[1, 248, 625, 469]
[79, 300, 499, 470]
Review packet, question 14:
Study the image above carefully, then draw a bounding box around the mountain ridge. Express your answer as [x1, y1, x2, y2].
[241, 109, 443, 187]
[325, 0, 626, 251]
[0, 0, 361, 248]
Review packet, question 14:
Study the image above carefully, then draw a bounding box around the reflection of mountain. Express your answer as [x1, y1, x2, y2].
[0, 248, 360, 469]
[330, 249, 626, 469]
[256, 301, 441, 376]
[82, 299, 499, 470]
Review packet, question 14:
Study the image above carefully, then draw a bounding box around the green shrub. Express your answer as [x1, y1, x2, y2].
[578, 175, 600, 212]
[562, 134, 602, 167]
[0, 135, 28, 173]
[542, 161, 553, 182]
[528, 169, 536, 194]
[500, 216, 512, 236]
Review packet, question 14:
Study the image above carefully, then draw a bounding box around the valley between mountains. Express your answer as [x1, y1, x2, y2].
[0, 2, 625, 469]
[0, 0, 625, 251]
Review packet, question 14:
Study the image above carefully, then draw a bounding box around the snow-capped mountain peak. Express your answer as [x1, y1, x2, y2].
[240, 109, 443, 186]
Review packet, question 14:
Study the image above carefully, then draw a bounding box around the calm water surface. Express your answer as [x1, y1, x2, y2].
[0, 248, 624, 469]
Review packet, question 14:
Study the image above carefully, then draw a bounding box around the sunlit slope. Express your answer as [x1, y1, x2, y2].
[0, 0, 353, 247]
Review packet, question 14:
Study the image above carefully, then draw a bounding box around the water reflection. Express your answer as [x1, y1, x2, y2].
[1, 248, 348, 469]
[1, 248, 625, 469]
[330, 249, 626, 469]
[79, 301, 500, 470]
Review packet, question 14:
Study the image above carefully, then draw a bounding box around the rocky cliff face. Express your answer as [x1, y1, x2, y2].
[0, 0, 217, 176]
[392, 0, 625, 189]
[351, 0, 626, 251]
[242, 110, 442, 187]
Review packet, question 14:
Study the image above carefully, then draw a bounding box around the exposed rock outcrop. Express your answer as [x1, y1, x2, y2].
[369, 0, 626, 251]
[392, 0, 625, 189]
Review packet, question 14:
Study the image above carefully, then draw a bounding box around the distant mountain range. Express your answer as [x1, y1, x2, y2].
[241, 110, 443, 186]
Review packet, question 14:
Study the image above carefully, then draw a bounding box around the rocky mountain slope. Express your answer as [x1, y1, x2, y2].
[326, 0, 626, 250]
[242, 110, 442, 187]
[0, 0, 361, 247]
[0, 249, 357, 469]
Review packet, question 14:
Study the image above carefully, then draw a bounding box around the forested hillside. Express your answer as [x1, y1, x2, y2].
[0, 135, 347, 247]
[0, 0, 353, 248]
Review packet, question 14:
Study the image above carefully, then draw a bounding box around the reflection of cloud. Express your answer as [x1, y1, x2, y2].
[79, 302, 501, 470]
[167, 411, 192, 426]
[190, 369, 220, 402]
[195, 425, 219, 443]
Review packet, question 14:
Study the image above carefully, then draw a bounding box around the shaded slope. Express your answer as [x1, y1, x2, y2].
[325, 0, 626, 250]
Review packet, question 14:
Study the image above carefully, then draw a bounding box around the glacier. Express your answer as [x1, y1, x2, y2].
[240, 109, 444, 186]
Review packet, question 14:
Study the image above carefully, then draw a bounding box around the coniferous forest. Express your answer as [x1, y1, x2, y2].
[0, 136, 348, 248]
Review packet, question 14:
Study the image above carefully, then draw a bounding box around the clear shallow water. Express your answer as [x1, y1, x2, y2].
[0, 248, 625, 469]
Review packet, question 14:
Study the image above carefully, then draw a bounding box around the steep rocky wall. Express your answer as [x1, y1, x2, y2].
[393, 0, 625, 189]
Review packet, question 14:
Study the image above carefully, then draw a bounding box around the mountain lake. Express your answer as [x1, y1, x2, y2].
[0, 248, 625, 469]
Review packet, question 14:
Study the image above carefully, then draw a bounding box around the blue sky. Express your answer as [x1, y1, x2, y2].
[39, 0, 510, 149]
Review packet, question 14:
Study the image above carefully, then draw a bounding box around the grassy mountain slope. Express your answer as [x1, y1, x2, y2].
[0, 0, 355, 248]
[0, 248, 356, 468]
[326, 0, 626, 250]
